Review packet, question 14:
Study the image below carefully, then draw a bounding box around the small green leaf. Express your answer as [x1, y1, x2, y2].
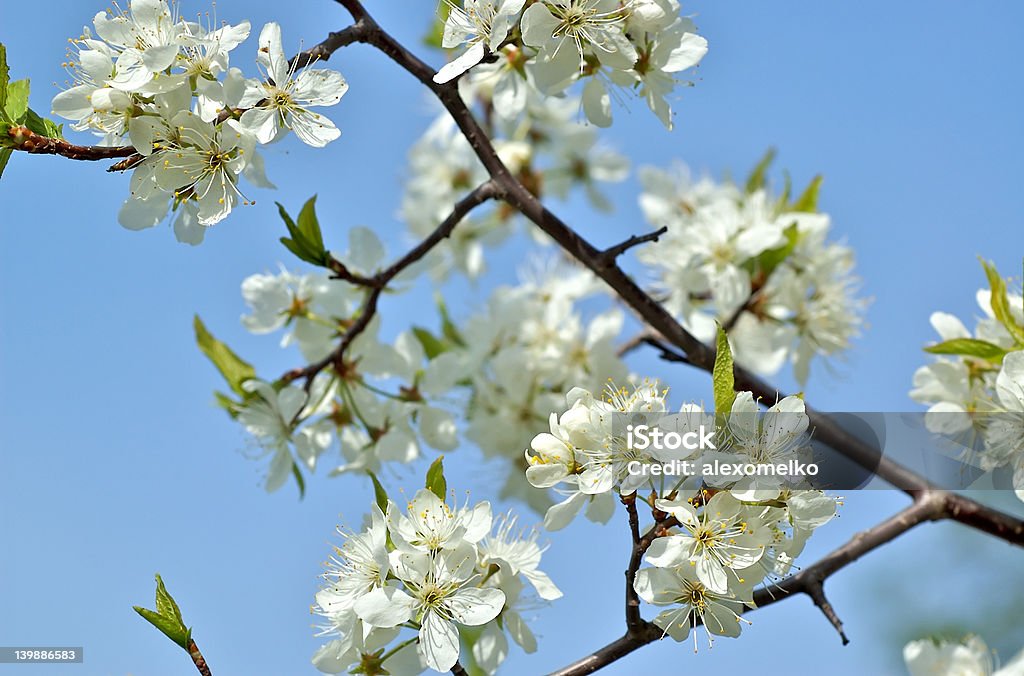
[194, 315, 256, 397]
[24, 108, 62, 139]
[981, 259, 1024, 346]
[212, 391, 239, 416]
[790, 175, 823, 213]
[412, 326, 447, 359]
[425, 456, 447, 500]
[924, 338, 1007, 362]
[0, 148, 11, 179]
[437, 295, 466, 347]
[712, 324, 736, 414]
[754, 222, 799, 276]
[0, 43, 9, 117]
[154, 574, 184, 623]
[278, 200, 328, 266]
[297, 195, 325, 251]
[367, 471, 389, 513]
[134, 574, 191, 651]
[4, 78, 28, 123]
[745, 148, 776, 194]
[292, 462, 306, 499]
[777, 171, 792, 211]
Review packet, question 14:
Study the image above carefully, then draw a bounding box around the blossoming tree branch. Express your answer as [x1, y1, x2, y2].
[2, 0, 1023, 674]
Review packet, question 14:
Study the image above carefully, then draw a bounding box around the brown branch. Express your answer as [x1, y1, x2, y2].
[451, 661, 469, 676]
[621, 494, 644, 633]
[186, 639, 212, 676]
[597, 226, 668, 268]
[6, 125, 135, 161]
[548, 490, 1007, 675]
[280, 180, 498, 388]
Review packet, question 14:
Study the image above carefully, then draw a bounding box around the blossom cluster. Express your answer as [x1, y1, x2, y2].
[313, 482, 560, 674]
[526, 380, 837, 647]
[52, 0, 348, 242]
[910, 262, 1024, 502]
[401, 90, 628, 278]
[437, 266, 629, 512]
[434, 0, 709, 129]
[637, 161, 868, 384]
[904, 635, 1024, 676]
[231, 229, 460, 491]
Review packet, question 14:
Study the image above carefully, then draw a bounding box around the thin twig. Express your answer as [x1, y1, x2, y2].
[186, 639, 212, 676]
[6, 126, 135, 161]
[597, 226, 668, 268]
[621, 494, 644, 633]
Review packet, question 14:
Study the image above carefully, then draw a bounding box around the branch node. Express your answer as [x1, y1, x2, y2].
[804, 578, 849, 646]
[597, 226, 668, 267]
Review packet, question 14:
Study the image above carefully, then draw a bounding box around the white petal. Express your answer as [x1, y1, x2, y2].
[257, 22, 289, 85]
[173, 205, 207, 245]
[542, 491, 587, 531]
[289, 109, 341, 148]
[353, 585, 416, 628]
[239, 107, 280, 145]
[582, 78, 613, 128]
[419, 610, 460, 673]
[433, 43, 486, 84]
[294, 69, 349, 106]
[445, 587, 505, 626]
[348, 226, 385, 271]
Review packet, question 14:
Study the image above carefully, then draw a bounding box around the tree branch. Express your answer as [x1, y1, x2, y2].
[280, 180, 498, 388]
[186, 639, 212, 676]
[547, 490, 983, 675]
[451, 661, 470, 676]
[597, 226, 668, 268]
[6, 125, 135, 161]
[621, 494, 644, 633]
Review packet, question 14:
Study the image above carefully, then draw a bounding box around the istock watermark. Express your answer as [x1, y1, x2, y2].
[626, 458, 820, 478]
[625, 423, 717, 451]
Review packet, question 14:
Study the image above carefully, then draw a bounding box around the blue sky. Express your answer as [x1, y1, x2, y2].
[1, 1, 1022, 675]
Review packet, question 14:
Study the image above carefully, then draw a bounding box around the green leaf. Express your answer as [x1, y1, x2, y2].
[745, 148, 776, 194]
[754, 222, 799, 276]
[776, 171, 792, 213]
[437, 295, 466, 347]
[291, 462, 306, 499]
[212, 391, 239, 416]
[981, 259, 1024, 346]
[367, 471, 389, 513]
[425, 456, 447, 500]
[790, 175, 823, 213]
[4, 78, 28, 123]
[0, 43, 9, 117]
[924, 338, 1007, 362]
[412, 326, 447, 359]
[134, 574, 191, 651]
[0, 148, 11, 179]
[712, 324, 736, 414]
[24, 108, 62, 138]
[194, 315, 256, 397]
[297, 195, 325, 251]
[5, 79, 27, 120]
[278, 200, 329, 267]
[153, 574, 184, 623]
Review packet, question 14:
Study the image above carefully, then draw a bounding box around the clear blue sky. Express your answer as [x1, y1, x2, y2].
[2, 2, 1022, 675]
